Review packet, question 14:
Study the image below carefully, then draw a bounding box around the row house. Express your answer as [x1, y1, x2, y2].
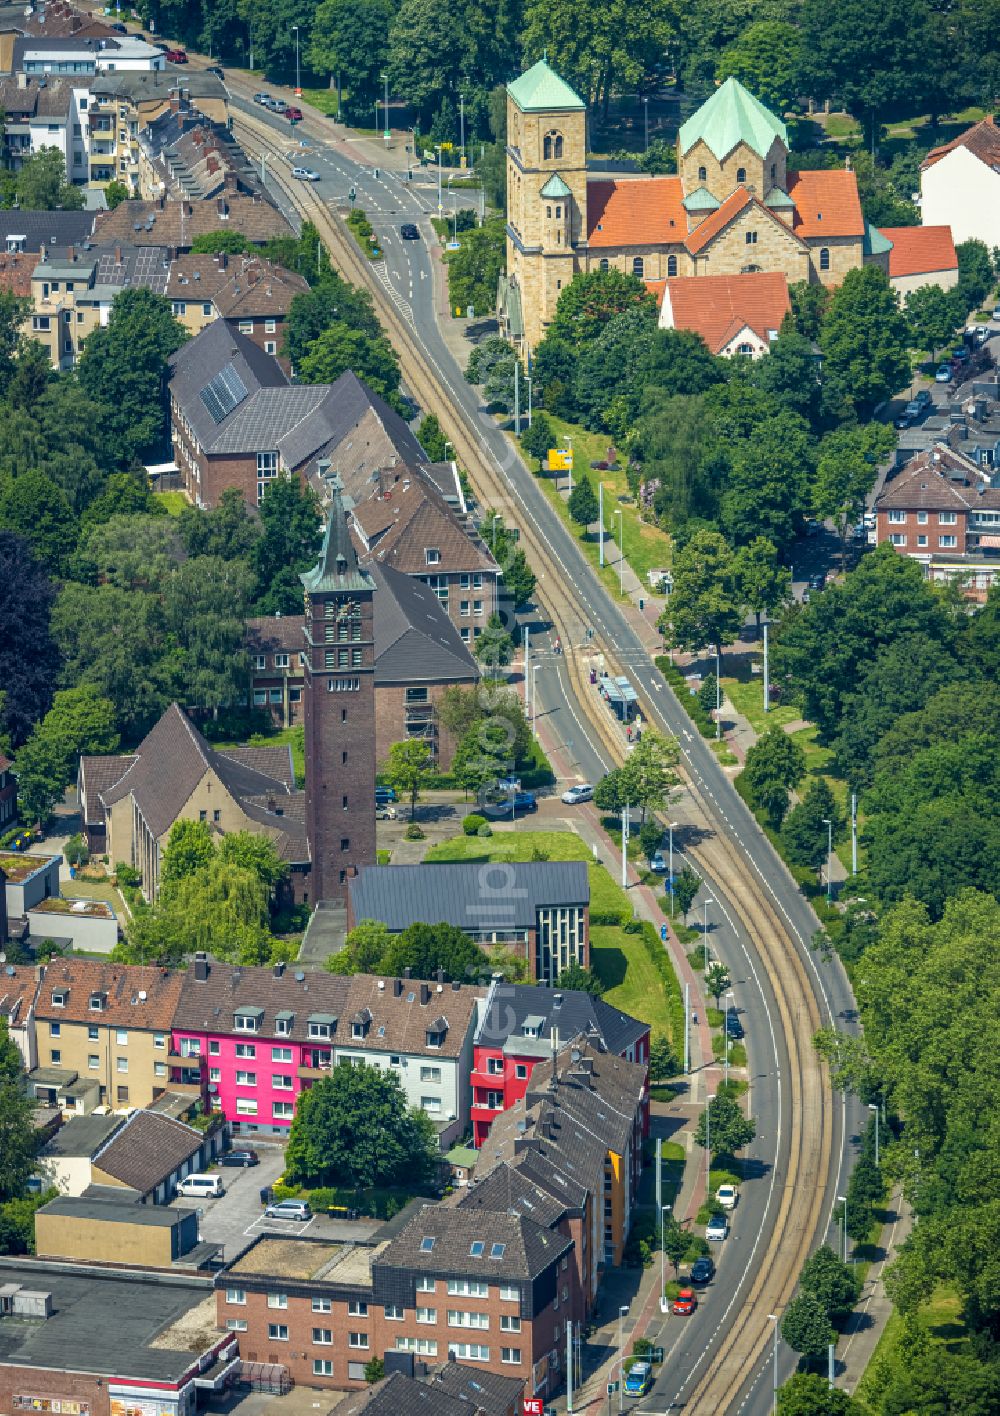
[246, 560, 480, 766]
[470, 982, 649, 1147]
[348, 863, 591, 986]
[352, 471, 501, 646]
[86, 71, 229, 192]
[216, 1204, 572, 1398]
[30, 241, 170, 369]
[138, 95, 267, 203]
[170, 954, 483, 1145]
[91, 191, 290, 252]
[165, 251, 308, 364]
[874, 442, 1000, 601]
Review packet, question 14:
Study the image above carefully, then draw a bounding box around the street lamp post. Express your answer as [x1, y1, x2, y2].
[381, 71, 390, 145]
[768, 1314, 779, 1415]
[868, 1102, 880, 1166]
[643, 95, 649, 152]
[459, 92, 466, 165]
[822, 817, 833, 901]
[838, 1194, 848, 1265]
[435, 144, 443, 214]
[444, 441, 453, 461]
[291, 24, 301, 95]
[715, 646, 721, 739]
[660, 1203, 671, 1312]
[725, 990, 734, 1084]
[614, 509, 624, 594]
[617, 1304, 629, 1413]
[531, 663, 541, 737]
[702, 895, 714, 972]
[668, 821, 678, 906]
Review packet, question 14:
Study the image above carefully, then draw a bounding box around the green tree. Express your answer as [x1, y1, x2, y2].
[0, 469, 75, 572]
[520, 412, 556, 468]
[160, 819, 216, 886]
[621, 730, 680, 825]
[474, 613, 514, 667]
[778, 1372, 866, 1415]
[640, 392, 721, 532]
[818, 266, 910, 419]
[567, 475, 599, 528]
[548, 269, 654, 353]
[382, 739, 437, 821]
[0, 1069, 37, 1203]
[659, 529, 742, 657]
[326, 920, 393, 975]
[649, 1034, 678, 1081]
[781, 1292, 833, 1361]
[557, 961, 604, 996]
[77, 288, 187, 462]
[522, 0, 675, 114]
[164, 556, 253, 714]
[0, 533, 59, 748]
[716, 21, 802, 113]
[126, 858, 276, 966]
[788, 282, 831, 343]
[386, 0, 473, 126]
[253, 474, 322, 614]
[103, 180, 131, 210]
[661, 1211, 689, 1277]
[297, 321, 401, 405]
[705, 962, 731, 1008]
[466, 334, 514, 386]
[694, 1092, 756, 1155]
[742, 727, 806, 830]
[502, 547, 537, 610]
[0, 1019, 22, 1086]
[81, 471, 161, 528]
[905, 282, 962, 360]
[799, 1245, 859, 1323]
[781, 778, 844, 872]
[283, 273, 380, 368]
[812, 423, 896, 567]
[309, 0, 392, 108]
[285, 1062, 436, 1187]
[178, 486, 260, 562]
[363, 1357, 386, 1385]
[14, 686, 119, 825]
[734, 537, 791, 631]
[380, 921, 487, 981]
[14, 147, 84, 209]
[754, 327, 824, 429]
[594, 768, 630, 819]
[672, 866, 700, 923]
[956, 238, 995, 312]
[218, 833, 290, 893]
[446, 218, 506, 315]
[77, 515, 182, 592]
[417, 413, 448, 462]
[574, 303, 659, 433]
[721, 411, 814, 555]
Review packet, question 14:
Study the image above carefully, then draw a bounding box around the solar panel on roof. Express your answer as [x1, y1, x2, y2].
[199, 362, 248, 424]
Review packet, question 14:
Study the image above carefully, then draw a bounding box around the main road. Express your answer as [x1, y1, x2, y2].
[218, 81, 862, 1413]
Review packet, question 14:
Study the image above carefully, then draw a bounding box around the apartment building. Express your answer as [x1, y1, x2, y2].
[0, 73, 88, 177]
[471, 983, 649, 1146]
[30, 241, 170, 368]
[348, 864, 591, 986]
[139, 98, 267, 203]
[170, 955, 483, 1144]
[91, 192, 290, 251]
[216, 1204, 573, 1398]
[86, 71, 229, 191]
[165, 251, 308, 359]
[0, 963, 40, 1072]
[352, 472, 501, 646]
[31, 958, 185, 1111]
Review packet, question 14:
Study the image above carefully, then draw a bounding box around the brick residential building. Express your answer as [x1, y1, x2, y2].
[138, 97, 268, 203]
[170, 954, 483, 1143]
[348, 863, 590, 986]
[165, 251, 308, 361]
[353, 472, 501, 646]
[247, 562, 480, 766]
[336, 1366, 522, 1416]
[91, 193, 291, 250]
[874, 443, 1000, 601]
[85, 70, 230, 193]
[470, 982, 649, 1146]
[31, 958, 185, 1111]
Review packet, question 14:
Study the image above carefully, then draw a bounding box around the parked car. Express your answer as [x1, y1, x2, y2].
[807, 571, 826, 592]
[705, 1213, 729, 1242]
[220, 1149, 259, 1168]
[265, 1199, 312, 1222]
[177, 1173, 224, 1199]
[673, 1287, 697, 1315]
[270, 98, 289, 113]
[904, 400, 923, 419]
[292, 167, 320, 181]
[623, 1362, 653, 1398]
[914, 389, 932, 407]
[375, 804, 396, 820]
[400, 223, 420, 239]
[993, 306, 1000, 321]
[164, 47, 188, 62]
[716, 1184, 739, 1211]
[649, 851, 667, 873]
[690, 1257, 715, 1285]
[110, 21, 127, 31]
[253, 92, 271, 104]
[725, 1011, 745, 1040]
[512, 791, 537, 814]
[206, 65, 225, 78]
[375, 787, 397, 804]
[286, 106, 303, 122]
[952, 345, 971, 363]
[935, 364, 953, 383]
[561, 783, 594, 804]
[894, 411, 912, 430]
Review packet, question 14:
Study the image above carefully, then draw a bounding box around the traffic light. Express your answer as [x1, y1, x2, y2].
[349, 186, 356, 204]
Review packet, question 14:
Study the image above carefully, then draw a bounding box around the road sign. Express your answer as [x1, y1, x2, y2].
[523, 1400, 544, 1416]
[606, 1381, 619, 1394]
[548, 448, 573, 471]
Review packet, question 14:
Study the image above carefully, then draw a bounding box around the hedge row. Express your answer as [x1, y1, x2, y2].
[655, 655, 716, 738]
[636, 919, 687, 1048]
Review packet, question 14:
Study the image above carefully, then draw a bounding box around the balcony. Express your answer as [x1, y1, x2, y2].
[470, 1067, 505, 1088]
[167, 1079, 204, 1097]
[168, 1047, 202, 1065]
[472, 1093, 504, 1112]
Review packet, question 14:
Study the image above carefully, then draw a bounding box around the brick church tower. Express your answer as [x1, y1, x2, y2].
[301, 471, 376, 904]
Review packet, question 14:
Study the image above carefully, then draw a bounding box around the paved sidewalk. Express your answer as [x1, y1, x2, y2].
[838, 1187, 912, 1393]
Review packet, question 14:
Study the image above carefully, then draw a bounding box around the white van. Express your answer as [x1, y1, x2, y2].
[176, 1173, 224, 1199]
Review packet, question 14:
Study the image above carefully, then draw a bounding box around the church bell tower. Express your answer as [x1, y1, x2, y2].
[301, 468, 376, 904]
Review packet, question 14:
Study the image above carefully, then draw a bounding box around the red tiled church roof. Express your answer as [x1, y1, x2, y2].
[663, 271, 790, 354]
[786, 169, 865, 238]
[879, 225, 957, 278]
[586, 176, 685, 246]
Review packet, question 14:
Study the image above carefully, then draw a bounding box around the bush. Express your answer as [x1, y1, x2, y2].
[270, 1181, 303, 1201]
[114, 862, 141, 887]
[345, 207, 382, 260]
[404, 823, 425, 840]
[655, 655, 717, 739]
[462, 813, 486, 836]
[476, 822, 493, 837]
[63, 833, 89, 867]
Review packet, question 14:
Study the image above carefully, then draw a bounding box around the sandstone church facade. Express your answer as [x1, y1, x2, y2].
[501, 62, 874, 351]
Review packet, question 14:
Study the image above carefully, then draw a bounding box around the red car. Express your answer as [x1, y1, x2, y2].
[164, 47, 188, 63]
[672, 1288, 697, 1315]
[286, 106, 303, 122]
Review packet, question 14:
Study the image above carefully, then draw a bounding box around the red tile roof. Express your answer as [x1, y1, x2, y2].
[644, 279, 667, 301]
[922, 116, 1000, 172]
[879, 225, 958, 278]
[786, 169, 865, 238]
[586, 176, 686, 247]
[663, 271, 790, 354]
[684, 187, 754, 255]
[0, 252, 33, 298]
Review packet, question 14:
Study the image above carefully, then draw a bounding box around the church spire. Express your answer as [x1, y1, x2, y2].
[300, 461, 374, 594]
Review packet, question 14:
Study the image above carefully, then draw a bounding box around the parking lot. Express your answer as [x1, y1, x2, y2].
[168, 1144, 381, 1262]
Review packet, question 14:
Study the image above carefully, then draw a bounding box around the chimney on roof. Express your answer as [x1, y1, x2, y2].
[403, 967, 412, 980]
[392, 978, 402, 997]
[194, 952, 209, 981]
[114, 245, 122, 264]
[436, 967, 445, 986]
[223, 170, 238, 193]
[553, 992, 563, 1009]
[420, 983, 430, 1006]
[169, 92, 180, 113]
[273, 961, 286, 979]
[550, 1026, 559, 1089]
[451, 979, 460, 991]
[17, 72, 27, 90]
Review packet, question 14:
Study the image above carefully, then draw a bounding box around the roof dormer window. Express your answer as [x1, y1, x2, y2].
[51, 990, 67, 1008]
[234, 1007, 263, 1033]
[89, 992, 106, 1011]
[420, 1236, 436, 1252]
[425, 548, 441, 565]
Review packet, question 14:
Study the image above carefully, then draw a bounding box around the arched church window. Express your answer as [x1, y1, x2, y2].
[698, 166, 707, 183]
[632, 256, 644, 278]
[736, 167, 746, 183]
[820, 247, 830, 271]
[667, 255, 677, 276]
[599, 258, 609, 272]
[543, 131, 564, 160]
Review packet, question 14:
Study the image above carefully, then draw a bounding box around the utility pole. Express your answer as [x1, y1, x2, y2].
[769, 1315, 779, 1415]
[763, 620, 770, 712]
[643, 95, 649, 152]
[715, 647, 721, 739]
[292, 24, 301, 95]
[459, 92, 466, 165]
[850, 792, 858, 876]
[599, 481, 605, 566]
[513, 360, 521, 436]
[435, 145, 443, 214]
[567, 1320, 574, 1414]
[823, 818, 833, 901]
[622, 806, 630, 890]
[382, 71, 390, 145]
[683, 982, 690, 1074]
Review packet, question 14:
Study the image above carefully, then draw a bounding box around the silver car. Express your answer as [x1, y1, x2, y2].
[292, 167, 320, 182]
[561, 783, 594, 804]
[265, 1199, 312, 1222]
[705, 1213, 729, 1242]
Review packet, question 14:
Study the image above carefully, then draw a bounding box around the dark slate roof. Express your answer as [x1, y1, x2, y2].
[247, 615, 305, 656]
[476, 982, 648, 1058]
[371, 562, 479, 686]
[455, 1159, 568, 1229]
[301, 372, 427, 504]
[167, 320, 288, 450]
[0, 1260, 220, 1380]
[301, 478, 374, 595]
[98, 702, 296, 843]
[337, 1372, 469, 1416]
[38, 1195, 193, 1228]
[378, 1204, 572, 1282]
[0, 208, 95, 253]
[349, 862, 590, 933]
[89, 70, 229, 104]
[91, 1108, 203, 1194]
[79, 754, 137, 827]
[42, 1112, 124, 1158]
[86, 242, 172, 296]
[429, 1362, 525, 1416]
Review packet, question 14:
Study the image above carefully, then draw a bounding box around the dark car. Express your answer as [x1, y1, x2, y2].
[400, 223, 420, 239]
[375, 786, 397, 805]
[513, 791, 538, 814]
[725, 1012, 745, 1040]
[110, 21, 127, 31]
[206, 65, 225, 79]
[220, 1148, 259, 1168]
[807, 571, 826, 592]
[690, 1257, 715, 1284]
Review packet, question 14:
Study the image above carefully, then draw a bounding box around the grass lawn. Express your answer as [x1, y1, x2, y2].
[300, 87, 341, 117]
[823, 113, 861, 140]
[154, 491, 188, 515]
[515, 415, 673, 597]
[856, 1285, 967, 1408]
[591, 924, 676, 1042]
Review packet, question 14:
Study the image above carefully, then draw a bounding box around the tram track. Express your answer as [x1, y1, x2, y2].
[234, 110, 837, 1412]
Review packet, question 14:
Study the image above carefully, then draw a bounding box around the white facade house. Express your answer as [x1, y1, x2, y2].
[920, 119, 1000, 248]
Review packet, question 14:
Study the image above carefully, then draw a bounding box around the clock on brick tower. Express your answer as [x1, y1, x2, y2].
[300, 470, 376, 904]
